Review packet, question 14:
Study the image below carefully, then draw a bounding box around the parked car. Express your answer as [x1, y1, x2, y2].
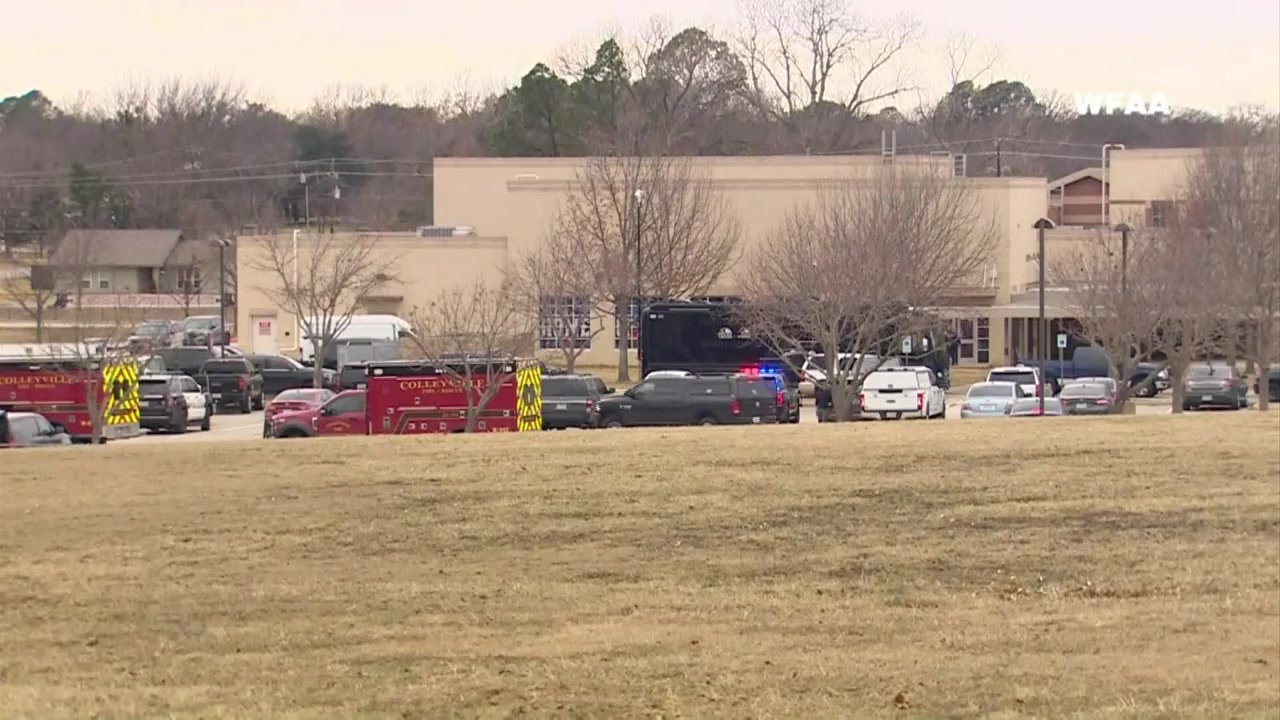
[0, 410, 72, 447]
[1129, 362, 1170, 397]
[1183, 363, 1249, 410]
[197, 357, 264, 413]
[1254, 368, 1280, 403]
[540, 374, 605, 430]
[263, 388, 336, 437]
[337, 362, 369, 391]
[1065, 376, 1119, 396]
[135, 353, 168, 375]
[986, 365, 1046, 397]
[960, 381, 1027, 418]
[154, 346, 242, 376]
[1019, 346, 1111, 387]
[644, 369, 696, 380]
[182, 315, 233, 345]
[244, 353, 336, 394]
[138, 373, 211, 433]
[127, 320, 181, 353]
[1058, 381, 1116, 415]
[597, 375, 779, 428]
[1008, 397, 1065, 417]
[270, 390, 367, 438]
[859, 366, 947, 420]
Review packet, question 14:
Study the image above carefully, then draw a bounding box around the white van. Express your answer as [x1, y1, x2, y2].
[299, 314, 414, 364]
[859, 366, 947, 420]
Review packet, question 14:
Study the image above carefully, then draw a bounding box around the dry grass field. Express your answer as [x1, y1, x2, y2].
[2, 414, 1278, 719]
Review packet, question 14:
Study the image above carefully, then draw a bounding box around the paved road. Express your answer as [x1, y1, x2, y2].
[127, 408, 266, 445]
[122, 391, 1182, 445]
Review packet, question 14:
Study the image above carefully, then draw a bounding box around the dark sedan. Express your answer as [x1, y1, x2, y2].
[1183, 364, 1249, 410]
[1059, 381, 1115, 415]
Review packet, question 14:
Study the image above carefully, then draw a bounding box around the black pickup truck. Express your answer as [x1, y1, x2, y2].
[197, 357, 264, 413]
[243, 353, 336, 394]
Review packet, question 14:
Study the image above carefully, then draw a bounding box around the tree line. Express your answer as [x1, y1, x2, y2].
[1, 0, 1270, 243]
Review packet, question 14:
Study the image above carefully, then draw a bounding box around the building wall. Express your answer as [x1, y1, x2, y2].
[1050, 176, 1105, 227]
[240, 157, 1051, 369]
[235, 232, 507, 354]
[1107, 147, 1202, 226]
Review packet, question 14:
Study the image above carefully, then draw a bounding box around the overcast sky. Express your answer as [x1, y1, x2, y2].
[1, 0, 1276, 114]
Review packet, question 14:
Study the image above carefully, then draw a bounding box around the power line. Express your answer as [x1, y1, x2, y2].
[0, 170, 435, 191]
[0, 157, 430, 182]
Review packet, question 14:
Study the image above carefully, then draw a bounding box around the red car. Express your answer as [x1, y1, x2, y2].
[262, 388, 335, 437]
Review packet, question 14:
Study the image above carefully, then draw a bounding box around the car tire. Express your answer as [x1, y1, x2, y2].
[239, 396, 252, 414]
[173, 410, 188, 434]
[696, 415, 717, 426]
[200, 412, 211, 431]
[252, 394, 264, 411]
[601, 415, 623, 429]
[789, 413, 800, 424]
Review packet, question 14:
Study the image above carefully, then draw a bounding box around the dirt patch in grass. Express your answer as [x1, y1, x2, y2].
[1, 414, 1278, 718]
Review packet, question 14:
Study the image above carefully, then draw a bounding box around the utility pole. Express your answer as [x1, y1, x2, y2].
[1115, 222, 1132, 397]
[995, 139, 1002, 177]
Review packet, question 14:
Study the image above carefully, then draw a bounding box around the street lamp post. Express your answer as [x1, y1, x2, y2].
[214, 236, 234, 350]
[1033, 218, 1056, 414]
[632, 188, 646, 347]
[1114, 222, 1133, 391]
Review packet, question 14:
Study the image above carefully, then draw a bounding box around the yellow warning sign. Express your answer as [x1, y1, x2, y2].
[515, 361, 542, 431]
[102, 359, 140, 426]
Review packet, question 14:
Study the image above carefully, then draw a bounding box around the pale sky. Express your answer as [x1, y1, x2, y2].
[1, 0, 1277, 115]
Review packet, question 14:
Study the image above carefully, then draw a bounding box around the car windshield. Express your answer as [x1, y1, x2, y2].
[1061, 383, 1107, 397]
[139, 379, 170, 394]
[136, 323, 168, 336]
[968, 384, 1014, 398]
[274, 389, 330, 404]
[989, 370, 1036, 386]
[1187, 365, 1233, 378]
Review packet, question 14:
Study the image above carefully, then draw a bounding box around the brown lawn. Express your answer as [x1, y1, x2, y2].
[1, 414, 1278, 719]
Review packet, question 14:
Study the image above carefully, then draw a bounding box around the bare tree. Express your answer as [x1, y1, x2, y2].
[0, 227, 67, 342]
[1180, 122, 1280, 410]
[1051, 228, 1168, 411]
[407, 282, 537, 432]
[504, 231, 602, 372]
[740, 167, 996, 421]
[556, 154, 740, 382]
[1147, 216, 1232, 413]
[47, 228, 137, 444]
[250, 231, 401, 388]
[735, 0, 921, 152]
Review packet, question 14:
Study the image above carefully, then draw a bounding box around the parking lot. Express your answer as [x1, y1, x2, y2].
[122, 386, 1184, 444]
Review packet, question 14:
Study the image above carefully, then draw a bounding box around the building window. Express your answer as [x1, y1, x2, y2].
[538, 296, 592, 350]
[614, 298, 642, 350]
[81, 271, 110, 291]
[176, 267, 202, 291]
[976, 317, 990, 364]
[1150, 201, 1174, 228]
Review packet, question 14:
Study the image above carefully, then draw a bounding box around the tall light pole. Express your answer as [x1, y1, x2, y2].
[632, 188, 646, 345]
[1034, 217, 1056, 413]
[299, 172, 311, 230]
[1114, 222, 1132, 390]
[213, 235, 234, 350]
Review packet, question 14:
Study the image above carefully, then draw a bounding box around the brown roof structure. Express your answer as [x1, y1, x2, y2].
[52, 229, 184, 268]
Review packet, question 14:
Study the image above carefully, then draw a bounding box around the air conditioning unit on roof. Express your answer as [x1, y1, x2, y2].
[416, 225, 476, 237]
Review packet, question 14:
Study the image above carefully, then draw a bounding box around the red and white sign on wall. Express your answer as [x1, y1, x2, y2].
[257, 319, 273, 335]
[76, 293, 221, 308]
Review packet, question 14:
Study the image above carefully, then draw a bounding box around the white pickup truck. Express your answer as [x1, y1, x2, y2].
[859, 367, 947, 420]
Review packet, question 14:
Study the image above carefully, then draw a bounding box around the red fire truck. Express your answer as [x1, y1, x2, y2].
[268, 358, 542, 437]
[0, 355, 142, 442]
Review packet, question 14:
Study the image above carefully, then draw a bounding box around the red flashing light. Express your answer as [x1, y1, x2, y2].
[237, 376, 247, 390]
[730, 400, 742, 415]
[1094, 399, 1110, 405]
[916, 393, 924, 411]
[776, 390, 785, 406]
[738, 364, 760, 378]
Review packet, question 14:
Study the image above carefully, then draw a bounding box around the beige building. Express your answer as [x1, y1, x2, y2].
[241, 154, 1070, 368]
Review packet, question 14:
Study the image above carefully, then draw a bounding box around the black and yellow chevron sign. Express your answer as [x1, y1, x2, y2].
[102, 360, 140, 426]
[515, 362, 542, 432]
